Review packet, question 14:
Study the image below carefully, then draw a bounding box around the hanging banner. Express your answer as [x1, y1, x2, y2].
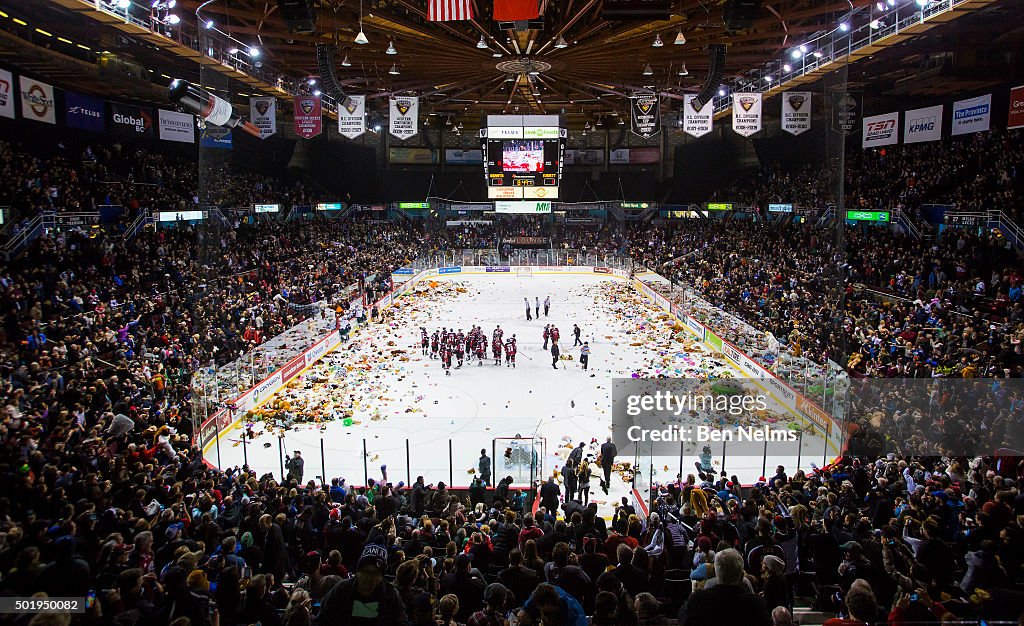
[862, 111, 899, 148]
[389, 96, 419, 140]
[109, 103, 154, 137]
[337, 95, 365, 139]
[0, 69, 13, 119]
[250, 97, 277, 139]
[629, 93, 660, 139]
[1009, 85, 1024, 130]
[781, 92, 811, 136]
[19, 76, 55, 124]
[951, 94, 991, 136]
[831, 91, 861, 136]
[65, 90, 105, 132]
[732, 93, 761, 137]
[293, 95, 322, 139]
[158, 109, 195, 143]
[903, 104, 942, 144]
[200, 125, 233, 149]
[682, 95, 713, 138]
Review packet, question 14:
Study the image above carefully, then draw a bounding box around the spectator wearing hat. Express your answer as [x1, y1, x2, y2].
[440, 552, 486, 622]
[467, 582, 510, 626]
[759, 554, 791, 612]
[315, 544, 409, 626]
[679, 548, 771, 626]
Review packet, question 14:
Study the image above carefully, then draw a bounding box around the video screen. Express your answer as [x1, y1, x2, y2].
[502, 140, 545, 173]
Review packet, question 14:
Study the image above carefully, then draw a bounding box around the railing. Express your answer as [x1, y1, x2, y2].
[943, 209, 1024, 251]
[2, 214, 44, 261]
[406, 249, 634, 271]
[893, 210, 922, 239]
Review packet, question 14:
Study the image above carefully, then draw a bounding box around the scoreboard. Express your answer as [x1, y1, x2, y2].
[482, 115, 565, 199]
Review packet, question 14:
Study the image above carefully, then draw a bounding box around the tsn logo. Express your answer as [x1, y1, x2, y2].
[866, 119, 895, 132]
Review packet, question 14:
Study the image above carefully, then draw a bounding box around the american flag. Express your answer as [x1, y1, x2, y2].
[427, 0, 474, 21]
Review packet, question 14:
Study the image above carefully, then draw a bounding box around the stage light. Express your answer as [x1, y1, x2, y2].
[229, 47, 239, 54]
[718, 87, 726, 97]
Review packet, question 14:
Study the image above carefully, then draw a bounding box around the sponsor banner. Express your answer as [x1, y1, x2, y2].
[294, 95, 322, 139]
[831, 90, 861, 136]
[389, 96, 419, 140]
[564, 149, 604, 165]
[250, 97, 277, 139]
[862, 111, 899, 147]
[732, 93, 761, 137]
[0, 69, 14, 119]
[280, 354, 307, 384]
[593, 267, 612, 274]
[610, 148, 660, 165]
[438, 266, 462, 274]
[705, 330, 723, 351]
[338, 94, 365, 139]
[630, 93, 660, 139]
[722, 341, 743, 364]
[65, 91, 105, 132]
[390, 147, 436, 164]
[685, 316, 705, 341]
[19, 76, 55, 124]
[485, 266, 511, 272]
[445, 149, 483, 164]
[200, 125, 232, 149]
[768, 203, 793, 213]
[609, 149, 628, 164]
[781, 91, 811, 136]
[447, 203, 491, 212]
[764, 375, 796, 405]
[1010, 85, 1024, 130]
[158, 109, 195, 143]
[393, 268, 416, 275]
[109, 102, 154, 137]
[54, 213, 100, 228]
[248, 371, 283, 410]
[951, 93, 991, 136]
[796, 395, 832, 436]
[903, 104, 942, 144]
[682, 95, 713, 138]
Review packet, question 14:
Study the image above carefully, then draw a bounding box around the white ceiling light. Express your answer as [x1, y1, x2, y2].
[555, 36, 568, 49]
[839, 21, 850, 31]
[249, 46, 261, 58]
[492, 51, 503, 57]
[678, 63, 688, 76]
[674, 30, 686, 45]
[783, 63, 792, 72]
[386, 40, 397, 55]
[389, 63, 400, 75]
[792, 49, 802, 59]
[765, 75, 772, 83]
[652, 34, 663, 47]
[355, 30, 368, 45]
[477, 35, 488, 49]
[642, 63, 653, 75]
[718, 87, 726, 97]
[341, 54, 351, 67]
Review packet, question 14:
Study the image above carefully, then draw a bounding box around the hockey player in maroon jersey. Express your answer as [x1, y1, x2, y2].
[551, 326, 561, 345]
[441, 343, 452, 375]
[430, 331, 440, 359]
[475, 334, 486, 365]
[421, 327, 429, 356]
[454, 329, 465, 368]
[505, 335, 518, 368]
[492, 336, 503, 366]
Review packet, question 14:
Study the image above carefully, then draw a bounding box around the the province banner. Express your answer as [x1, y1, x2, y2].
[781, 92, 811, 136]
[389, 96, 419, 140]
[293, 95, 322, 139]
[249, 97, 277, 139]
[338, 95, 365, 139]
[732, 93, 761, 137]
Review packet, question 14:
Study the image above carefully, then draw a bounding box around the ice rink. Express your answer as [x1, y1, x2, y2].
[209, 271, 832, 516]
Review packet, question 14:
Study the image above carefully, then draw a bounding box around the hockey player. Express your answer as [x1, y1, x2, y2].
[441, 343, 453, 375]
[551, 326, 561, 345]
[475, 334, 486, 365]
[542, 324, 551, 350]
[455, 329, 465, 369]
[492, 335, 503, 366]
[493, 325, 504, 344]
[421, 327, 429, 355]
[430, 331, 440, 359]
[505, 335, 517, 368]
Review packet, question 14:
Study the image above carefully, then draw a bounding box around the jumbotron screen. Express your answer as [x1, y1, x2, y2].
[482, 115, 564, 199]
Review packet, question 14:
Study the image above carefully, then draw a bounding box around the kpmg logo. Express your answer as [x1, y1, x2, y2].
[907, 115, 937, 133]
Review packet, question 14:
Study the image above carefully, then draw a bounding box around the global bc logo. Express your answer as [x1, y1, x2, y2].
[113, 113, 147, 133]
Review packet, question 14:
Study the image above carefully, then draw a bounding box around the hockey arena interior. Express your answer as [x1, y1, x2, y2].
[1, 0, 1023, 624]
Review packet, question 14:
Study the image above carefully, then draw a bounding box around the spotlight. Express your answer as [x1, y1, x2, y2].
[869, 18, 881, 28]
[799, 44, 808, 53]
[652, 34, 663, 47]
[313, 89, 321, 96]
[373, 124, 381, 132]
[876, 2, 885, 10]
[386, 40, 397, 55]
[555, 36, 568, 49]
[813, 51, 823, 58]
[765, 75, 772, 83]
[839, 21, 850, 31]
[674, 30, 686, 45]
[783, 64, 791, 72]
[792, 49, 802, 59]
[477, 35, 488, 49]
[204, 19, 214, 29]
[355, 30, 368, 45]
[249, 46, 260, 58]
[229, 47, 239, 55]
[718, 87, 726, 97]
[308, 78, 317, 85]
[167, 14, 180, 24]
[116, 0, 131, 8]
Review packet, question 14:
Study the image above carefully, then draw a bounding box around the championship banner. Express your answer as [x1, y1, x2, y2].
[293, 95, 322, 139]
[903, 104, 942, 144]
[65, 90, 105, 132]
[158, 109, 195, 143]
[250, 97, 277, 139]
[389, 96, 419, 140]
[0, 69, 13, 119]
[629, 93, 660, 139]
[109, 102, 154, 137]
[19, 76, 55, 124]
[862, 111, 899, 148]
[831, 90, 862, 136]
[1009, 85, 1024, 130]
[200, 125, 233, 149]
[732, 93, 761, 137]
[682, 95, 713, 138]
[951, 94, 991, 136]
[337, 95, 365, 139]
[781, 92, 811, 136]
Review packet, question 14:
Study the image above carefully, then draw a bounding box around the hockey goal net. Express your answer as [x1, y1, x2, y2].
[516, 266, 533, 277]
[493, 437, 545, 487]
